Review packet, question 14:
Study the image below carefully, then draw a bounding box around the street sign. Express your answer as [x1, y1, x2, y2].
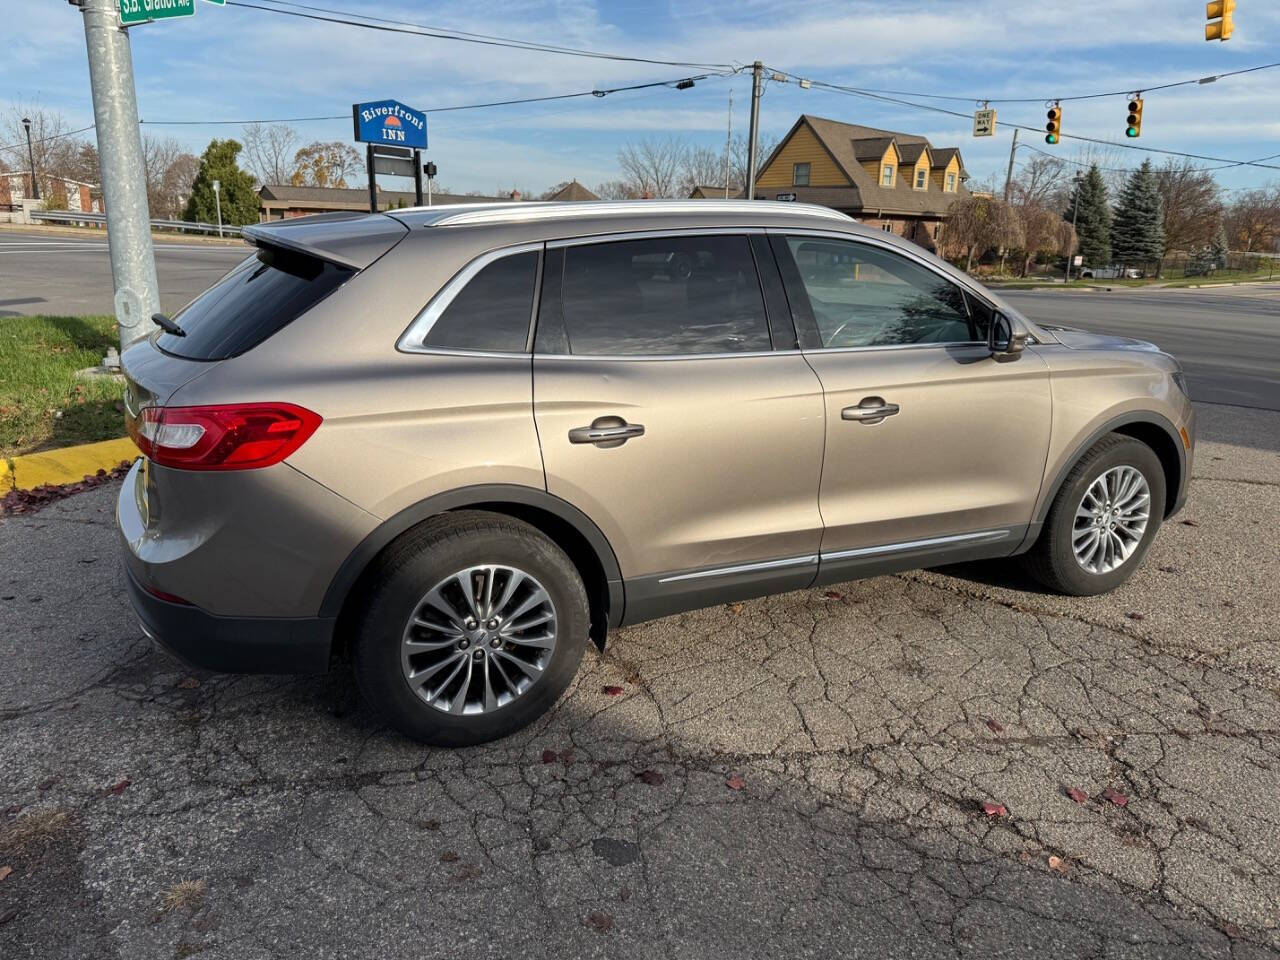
[352, 100, 428, 149]
[1073, 255, 1083, 266]
[973, 108, 997, 137]
[119, 0, 194, 24]
[775, 192, 797, 201]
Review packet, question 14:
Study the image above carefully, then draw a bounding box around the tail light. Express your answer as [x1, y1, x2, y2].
[128, 403, 322, 471]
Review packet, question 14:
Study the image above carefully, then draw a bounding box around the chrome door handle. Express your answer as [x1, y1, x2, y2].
[841, 398, 900, 424]
[568, 418, 645, 447]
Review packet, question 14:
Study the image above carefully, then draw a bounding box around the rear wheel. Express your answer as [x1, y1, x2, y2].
[1025, 434, 1165, 596]
[353, 512, 588, 746]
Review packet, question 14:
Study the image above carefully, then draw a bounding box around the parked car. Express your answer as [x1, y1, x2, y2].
[118, 200, 1195, 746]
[1079, 266, 1144, 279]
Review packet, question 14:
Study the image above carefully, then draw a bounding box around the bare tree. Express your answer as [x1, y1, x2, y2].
[158, 151, 200, 218]
[1224, 184, 1280, 253]
[1153, 159, 1222, 254]
[1, 103, 94, 188]
[594, 179, 639, 200]
[1017, 204, 1076, 276]
[679, 144, 727, 196]
[617, 136, 686, 198]
[729, 132, 779, 193]
[1010, 154, 1066, 207]
[241, 122, 301, 186]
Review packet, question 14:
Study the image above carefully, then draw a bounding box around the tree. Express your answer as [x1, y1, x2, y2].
[289, 141, 362, 188]
[183, 139, 258, 225]
[941, 195, 1022, 271]
[1224, 184, 1280, 253]
[1209, 221, 1229, 265]
[1017, 204, 1075, 277]
[1153, 159, 1221, 254]
[241, 122, 301, 186]
[593, 179, 640, 200]
[1065, 165, 1111, 267]
[1111, 159, 1165, 269]
[730, 132, 779, 193]
[1008, 154, 1065, 207]
[1, 103, 96, 190]
[617, 136, 685, 198]
[679, 144, 728, 196]
[157, 152, 200, 219]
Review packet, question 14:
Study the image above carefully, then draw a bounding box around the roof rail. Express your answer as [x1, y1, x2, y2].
[415, 199, 853, 228]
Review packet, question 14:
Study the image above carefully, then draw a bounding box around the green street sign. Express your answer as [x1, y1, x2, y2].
[119, 0, 195, 25]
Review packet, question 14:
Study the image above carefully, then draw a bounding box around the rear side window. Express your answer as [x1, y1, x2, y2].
[157, 247, 353, 360]
[555, 235, 771, 356]
[423, 250, 539, 352]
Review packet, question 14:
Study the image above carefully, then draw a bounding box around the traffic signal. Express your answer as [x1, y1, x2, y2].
[1045, 104, 1062, 145]
[1206, 0, 1234, 40]
[1125, 98, 1144, 138]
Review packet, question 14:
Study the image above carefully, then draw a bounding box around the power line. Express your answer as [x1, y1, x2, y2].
[0, 124, 97, 155]
[224, 0, 737, 70]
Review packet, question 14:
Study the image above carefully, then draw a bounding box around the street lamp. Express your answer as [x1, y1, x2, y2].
[21, 117, 40, 202]
[212, 179, 222, 238]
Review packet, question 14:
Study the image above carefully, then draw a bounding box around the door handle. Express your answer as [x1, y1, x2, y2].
[568, 417, 645, 447]
[841, 398, 900, 424]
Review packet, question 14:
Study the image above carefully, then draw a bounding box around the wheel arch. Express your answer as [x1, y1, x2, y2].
[322, 485, 624, 657]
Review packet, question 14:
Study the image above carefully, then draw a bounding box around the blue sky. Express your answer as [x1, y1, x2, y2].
[6, 0, 1280, 195]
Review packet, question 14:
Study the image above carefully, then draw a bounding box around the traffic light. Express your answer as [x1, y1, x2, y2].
[1125, 98, 1144, 138]
[1206, 0, 1234, 40]
[1045, 104, 1062, 145]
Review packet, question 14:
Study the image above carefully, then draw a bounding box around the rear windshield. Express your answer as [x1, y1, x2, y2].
[156, 246, 354, 360]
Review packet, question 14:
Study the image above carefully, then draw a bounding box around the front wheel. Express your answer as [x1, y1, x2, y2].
[353, 512, 589, 746]
[1025, 434, 1166, 596]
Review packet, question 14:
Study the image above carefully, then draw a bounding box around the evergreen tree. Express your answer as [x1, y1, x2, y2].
[1111, 159, 1165, 269]
[183, 139, 258, 226]
[1065, 165, 1111, 267]
[1209, 221, 1229, 268]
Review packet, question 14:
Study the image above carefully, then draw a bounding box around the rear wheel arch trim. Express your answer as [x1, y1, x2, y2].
[1033, 411, 1185, 528]
[319, 484, 624, 624]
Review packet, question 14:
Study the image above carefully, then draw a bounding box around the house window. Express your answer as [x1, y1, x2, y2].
[881, 164, 895, 187]
[915, 168, 927, 190]
[881, 223, 894, 233]
[946, 172, 957, 192]
[792, 162, 810, 187]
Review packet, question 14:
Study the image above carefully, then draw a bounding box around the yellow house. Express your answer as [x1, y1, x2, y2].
[753, 115, 969, 250]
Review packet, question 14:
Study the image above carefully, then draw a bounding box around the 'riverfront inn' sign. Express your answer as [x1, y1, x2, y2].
[352, 100, 428, 150]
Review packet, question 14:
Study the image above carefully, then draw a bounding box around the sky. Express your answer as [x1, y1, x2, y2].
[4, 0, 1280, 197]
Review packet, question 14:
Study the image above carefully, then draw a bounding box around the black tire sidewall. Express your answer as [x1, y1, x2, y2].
[354, 519, 588, 747]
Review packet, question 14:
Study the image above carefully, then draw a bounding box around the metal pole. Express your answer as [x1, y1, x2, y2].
[427, 175, 433, 206]
[1066, 174, 1082, 282]
[212, 180, 222, 237]
[22, 119, 41, 201]
[414, 149, 424, 206]
[366, 143, 376, 213]
[725, 89, 732, 199]
[1002, 128, 1018, 203]
[78, 0, 161, 352]
[745, 61, 763, 200]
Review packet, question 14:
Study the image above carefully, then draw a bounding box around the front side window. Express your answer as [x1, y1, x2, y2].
[915, 168, 927, 189]
[792, 162, 810, 186]
[946, 172, 957, 192]
[422, 250, 539, 352]
[784, 237, 976, 348]
[881, 164, 895, 186]
[555, 235, 771, 356]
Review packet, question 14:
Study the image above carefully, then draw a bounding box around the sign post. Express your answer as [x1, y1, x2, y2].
[212, 179, 222, 237]
[353, 99, 429, 214]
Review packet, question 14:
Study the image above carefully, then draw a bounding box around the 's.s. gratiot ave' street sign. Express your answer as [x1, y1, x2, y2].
[119, 0, 222, 27]
[352, 100, 428, 150]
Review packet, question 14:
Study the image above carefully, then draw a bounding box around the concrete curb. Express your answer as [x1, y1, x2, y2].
[2, 437, 136, 492]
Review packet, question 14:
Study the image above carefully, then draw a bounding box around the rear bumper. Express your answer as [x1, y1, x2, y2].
[125, 564, 333, 675]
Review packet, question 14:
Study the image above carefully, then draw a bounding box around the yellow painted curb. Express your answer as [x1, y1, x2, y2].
[1, 457, 12, 493]
[10, 437, 137, 491]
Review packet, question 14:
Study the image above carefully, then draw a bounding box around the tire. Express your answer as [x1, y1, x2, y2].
[1025, 434, 1166, 596]
[352, 511, 588, 746]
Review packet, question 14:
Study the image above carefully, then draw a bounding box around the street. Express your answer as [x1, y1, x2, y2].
[2, 400, 1279, 958]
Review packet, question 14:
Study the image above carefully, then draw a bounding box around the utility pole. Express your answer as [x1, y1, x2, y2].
[724, 89, 732, 198]
[21, 118, 41, 201]
[1002, 128, 1018, 202]
[746, 61, 763, 200]
[1066, 172, 1083, 282]
[77, 0, 161, 354]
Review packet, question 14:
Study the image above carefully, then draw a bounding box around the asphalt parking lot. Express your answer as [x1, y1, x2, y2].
[2, 401, 1278, 959]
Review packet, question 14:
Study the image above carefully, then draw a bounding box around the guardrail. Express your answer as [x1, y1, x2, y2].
[28, 209, 242, 237]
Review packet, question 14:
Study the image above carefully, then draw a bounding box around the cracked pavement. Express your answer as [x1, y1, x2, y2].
[1, 401, 1278, 959]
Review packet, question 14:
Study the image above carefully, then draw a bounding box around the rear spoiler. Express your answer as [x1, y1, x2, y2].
[241, 212, 409, 271]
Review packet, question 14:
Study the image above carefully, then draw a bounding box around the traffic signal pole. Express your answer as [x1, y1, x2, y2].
[77, 0, 162, 356]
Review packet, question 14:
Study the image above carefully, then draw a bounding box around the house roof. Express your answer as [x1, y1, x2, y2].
[896, 141, 930, 164]
[756, 114, 969, 217]
[688, 184, 740, 199]
[544, 180, 600, 202]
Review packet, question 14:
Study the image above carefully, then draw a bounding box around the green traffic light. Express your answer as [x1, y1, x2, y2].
[1045, 133, 1058, 144]
[1125, 127, 1139, 138]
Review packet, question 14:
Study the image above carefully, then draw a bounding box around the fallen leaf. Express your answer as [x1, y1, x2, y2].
[416, 818, 439, 831]
[824, 590, 843, 600]
[439, 851, 459, 863]
[177, 676, 200, 689]
[636, 769, 665, 786]
[981, 801, 1007, 817]
[37, 777, 55, 792]
[1102, 787, 1129, 807]
[107, 778, 130, 796]
[1126, 612, 1146, 621]
[560, 749, 576, 765]
[0, 907, 17, 926]
[985, 718, 1004, 734]
[1047, 855, 1069, 874]
[1066, 787, 1089, 805]
[725, 774, 746, 791]
[618, 886, 632, 902]
[584, 911, 614, 932]
[727, 602, 744, 615]
[1223, 923, 1243, 940]
[541, 749, 558, 764]
[1180, 518, 1200, 527]
[0, 866, 12, 882]
[602, 685, 624, 696]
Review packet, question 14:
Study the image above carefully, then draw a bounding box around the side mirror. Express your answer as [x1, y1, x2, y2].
[988, 312, 1028, 362]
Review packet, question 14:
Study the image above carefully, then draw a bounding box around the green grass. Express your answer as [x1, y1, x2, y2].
[0, 315, 126, 458]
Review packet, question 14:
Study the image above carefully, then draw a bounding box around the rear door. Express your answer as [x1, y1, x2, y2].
[772, 232, 1052, 580]
[532, 232, 826, 621]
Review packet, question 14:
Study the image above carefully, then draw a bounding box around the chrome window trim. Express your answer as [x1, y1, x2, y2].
[658, 554, 818, 584]
[535, 350, 790, 362]
[545, 226, 766, 249]
[820, 529, 1011, 563]
[397, 241, 542, 354]
[429, 199, 853, 228]
[800, 341, 987, 356]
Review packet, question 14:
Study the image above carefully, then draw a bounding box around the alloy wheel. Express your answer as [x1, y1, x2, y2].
[1072, 465, 1151, 575]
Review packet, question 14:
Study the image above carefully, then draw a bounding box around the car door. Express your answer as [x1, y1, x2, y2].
[770, 232, 1052, 583]
[533, 231, 826, 622]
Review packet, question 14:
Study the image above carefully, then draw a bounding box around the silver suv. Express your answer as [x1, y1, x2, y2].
[118, 200, 1194, 745]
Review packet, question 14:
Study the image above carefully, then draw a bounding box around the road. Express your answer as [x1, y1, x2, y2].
[2, 401, 1279, 959]
[2, 229, 1277, 409]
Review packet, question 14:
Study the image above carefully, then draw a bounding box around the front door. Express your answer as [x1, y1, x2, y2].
[533, 232, 826, 621]
[772, 233, 1052, 578]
